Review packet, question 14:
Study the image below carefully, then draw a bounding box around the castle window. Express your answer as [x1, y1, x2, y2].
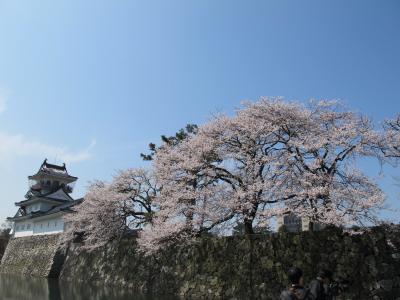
[27, 224, 31, 230]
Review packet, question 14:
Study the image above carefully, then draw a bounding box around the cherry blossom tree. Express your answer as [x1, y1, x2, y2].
[382, 114, 400, 160]
[63, 168, 157, 250]
[138, 98, 387, 252]
[265, 100, 386, 228]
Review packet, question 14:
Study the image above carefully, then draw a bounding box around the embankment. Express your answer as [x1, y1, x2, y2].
[0, 234, 66, 277]
[60, 226, 400, 299]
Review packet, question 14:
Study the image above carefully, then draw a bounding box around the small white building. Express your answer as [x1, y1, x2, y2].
[8, 159, 82, 238]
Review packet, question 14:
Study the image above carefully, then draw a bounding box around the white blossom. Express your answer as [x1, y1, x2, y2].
[139, 98, 388, 253]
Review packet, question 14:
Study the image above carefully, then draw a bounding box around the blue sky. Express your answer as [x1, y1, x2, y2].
[0, 0, 399, 223]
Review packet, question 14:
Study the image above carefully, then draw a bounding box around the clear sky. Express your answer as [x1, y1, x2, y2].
[0, 0, 399, 223]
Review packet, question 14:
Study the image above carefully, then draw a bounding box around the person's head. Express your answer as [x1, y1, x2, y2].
[317, 269, 333, 284]
[287, 267, 304, 286]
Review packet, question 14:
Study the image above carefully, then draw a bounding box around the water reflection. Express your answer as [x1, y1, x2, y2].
[0, 274, 171, 300]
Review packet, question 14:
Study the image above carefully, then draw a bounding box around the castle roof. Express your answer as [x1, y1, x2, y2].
[28, 159, 77, 182]
[8, 198, 83, 222]
[17, 187, 74, 206]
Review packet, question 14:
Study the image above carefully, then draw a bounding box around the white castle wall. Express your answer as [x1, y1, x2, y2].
[13, 216, 64, 238]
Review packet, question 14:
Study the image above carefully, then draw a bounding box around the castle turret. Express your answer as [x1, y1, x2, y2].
[8, 159, 82, 238]
[27, 159, 77, 197]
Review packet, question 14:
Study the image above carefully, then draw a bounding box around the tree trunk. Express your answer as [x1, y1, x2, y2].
[309, 221, 314, 232]
[244, 218, 254, 234]
[243, 201, 259, 234]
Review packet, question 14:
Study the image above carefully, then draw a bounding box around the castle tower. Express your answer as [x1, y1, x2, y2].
[8, 159, 82, 238]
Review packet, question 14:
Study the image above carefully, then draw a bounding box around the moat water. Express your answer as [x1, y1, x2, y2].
[0, 274, 175, 300]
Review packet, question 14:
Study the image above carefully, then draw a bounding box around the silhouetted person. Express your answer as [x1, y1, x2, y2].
[280, 267, 314, 300]
[309, 269, 335, 300]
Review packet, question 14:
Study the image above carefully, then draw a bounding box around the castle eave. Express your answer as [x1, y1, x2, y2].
[9, 199, 83, 222]
[15, 197, 69, 207]
[8, 210, 68, 222]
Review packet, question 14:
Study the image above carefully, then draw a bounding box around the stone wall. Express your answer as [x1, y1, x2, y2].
[0, 234, 66, 277]
[0, 236, 9, 262]
[61, 225, 400, 299]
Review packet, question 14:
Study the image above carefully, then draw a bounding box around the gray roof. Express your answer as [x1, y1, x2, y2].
[16, 188, 74, 206]
[8, 198, 83, 222]
[28, 159, 78, 181]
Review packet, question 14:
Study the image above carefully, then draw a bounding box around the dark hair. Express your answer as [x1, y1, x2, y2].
[317, 269, 333, 279]
[287, 267, 303, 284]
